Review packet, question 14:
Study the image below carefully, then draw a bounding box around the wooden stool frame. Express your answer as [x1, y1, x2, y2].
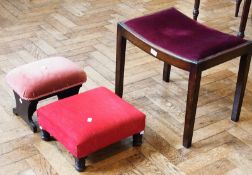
[13, 85, 82, 133]
[115, 21, 252, 148]
[40, 129, 143, 172]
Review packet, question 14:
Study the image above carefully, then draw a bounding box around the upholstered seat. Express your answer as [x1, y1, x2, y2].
[123, 8, 245, 62]
[6, 57, 86, 100]
[38, 87, 145, 172]
[6, 57, 87, 132]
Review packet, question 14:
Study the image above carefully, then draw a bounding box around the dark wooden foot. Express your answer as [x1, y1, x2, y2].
[40, 129, 51, 141]
[13, 91, 38, 133]
[193, 0, 200, 20]
[231, 55, 251, 122]
[133, 133, 143, 147]
[75, 157, 86, 172]
[29, 122, 37, 133]
[163, 63, 171, 82]
[12, 85, 83, 133]
[57, 85, 82, 99]
[183, 67, 202, 148]
[13, 107, 18, 115]
[235, 0, 242, 17]
[115, 24, 127, 98]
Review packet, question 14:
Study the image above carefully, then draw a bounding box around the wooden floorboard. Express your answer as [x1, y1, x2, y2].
[0, 0, 252, 174]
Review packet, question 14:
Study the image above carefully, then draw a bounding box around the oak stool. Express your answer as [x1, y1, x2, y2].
[115, 8, 252, 148]
[37, 87, 145, 172]
[6, 57, 87, 132]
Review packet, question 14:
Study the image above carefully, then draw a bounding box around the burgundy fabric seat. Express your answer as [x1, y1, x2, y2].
[123, 8, 246, 62]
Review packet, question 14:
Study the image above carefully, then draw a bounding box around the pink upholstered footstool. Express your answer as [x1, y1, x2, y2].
[6, 57, 87, 132]
[37, 87, 145, 172]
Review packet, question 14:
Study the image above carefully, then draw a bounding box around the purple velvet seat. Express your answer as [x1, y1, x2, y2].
[115, 7, 252, 148]
[124, 8, 245, 62]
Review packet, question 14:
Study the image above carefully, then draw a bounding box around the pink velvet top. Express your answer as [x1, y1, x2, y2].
[6, 57, 87, 100]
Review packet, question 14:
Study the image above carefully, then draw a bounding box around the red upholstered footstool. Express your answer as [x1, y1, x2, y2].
[6, 57, 87, 132]
[37, 87, 145, 172]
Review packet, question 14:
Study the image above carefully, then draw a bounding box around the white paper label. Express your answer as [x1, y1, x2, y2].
[87, 118, 92, 123]
[19, 98, 22, 104]
[150, 48, 157, 57]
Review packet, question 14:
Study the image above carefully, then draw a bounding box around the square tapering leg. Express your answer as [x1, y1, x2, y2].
[231, 55, 251, 122]
[115, 24, 127, 98]
[183, 67, 202, 148]
[163, 63, 171, 82]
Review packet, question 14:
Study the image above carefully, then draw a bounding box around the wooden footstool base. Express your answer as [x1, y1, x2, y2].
[37, 87, 145, 172]
[13, 85, 82, 132]
[41, 129, 143, 171]
[6, 57, 87, 132]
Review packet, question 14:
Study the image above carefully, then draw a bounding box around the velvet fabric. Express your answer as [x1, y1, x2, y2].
[37, 87, 146, 158]
[6, 57, 87, 100]
[124, 8, 246, 61]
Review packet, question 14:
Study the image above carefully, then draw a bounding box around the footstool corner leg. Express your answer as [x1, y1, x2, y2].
[40, 129, 51, 141]
[30, 122, 37, 133]
[12, 107, 18, 115]
[13, 91, 38, 133]
[75, 157, 86, 172]
[133, 133, 143, 147]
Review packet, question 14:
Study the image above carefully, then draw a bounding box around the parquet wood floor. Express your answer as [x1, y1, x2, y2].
[0, 0, 252, 174]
